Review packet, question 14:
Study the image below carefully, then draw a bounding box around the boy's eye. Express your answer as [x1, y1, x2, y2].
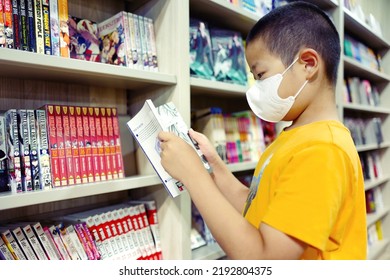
[256, 73, 264, 80]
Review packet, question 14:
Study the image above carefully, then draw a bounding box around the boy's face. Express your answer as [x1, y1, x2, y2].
[245, 38, 308, 121]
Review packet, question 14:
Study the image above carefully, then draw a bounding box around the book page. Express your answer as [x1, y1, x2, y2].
[127, 100, 185, 198]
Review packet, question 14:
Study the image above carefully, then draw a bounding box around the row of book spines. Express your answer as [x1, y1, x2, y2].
[360, 151, 383, 181]
[2, 105, 124, 193]
[44, 105, 125, 188]
[343, 77, 380, 107]
[365, 187, 384, 214]
[0, 0, 65, 55]
[344, 117, 383, 147]
[0, 202, 162, 261]
[192, 108, 272, 165]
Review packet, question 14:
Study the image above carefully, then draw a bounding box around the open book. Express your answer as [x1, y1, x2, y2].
[127, 99, 211, 198]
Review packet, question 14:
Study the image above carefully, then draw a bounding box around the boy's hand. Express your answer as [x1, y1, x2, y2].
[158, 131, 208, 186]
[188, 129, 220, 167]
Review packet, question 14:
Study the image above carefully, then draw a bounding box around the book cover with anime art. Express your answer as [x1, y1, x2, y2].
[210, 28, 247, 85]
[68, 16, 100, 62]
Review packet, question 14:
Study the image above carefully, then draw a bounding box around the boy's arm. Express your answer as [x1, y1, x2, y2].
[159, 131, 306, 259]
[188, 129, 249, 212]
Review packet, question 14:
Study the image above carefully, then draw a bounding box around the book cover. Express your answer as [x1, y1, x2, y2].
[127, 12, 141, 69]
[11, 0, 21, 49]
[97, 11, 129, 67]
[69, 106, 82, 184]
[210, 28, 247, 85]
[49, 0, 60, 56]
[68, 16, 100, 62]
[58, 0, 69, 57]
[18, 109, 33, 191]
[5, 109, 23, 193]
[34, 0, 44, 54]
[189, 18, 214, 80]
[88, 107, 100, 182]
[27, 110, 40, 191]
[19, 223, 48, 260]
[3, 0, 14, 49]
[112, 108, 124, 178]
[42, 0, 51, 54]
[61, 105, 75, 185]
[75, 106, 88, 183]
[81, 106, 94, 183]
[0, 116, 10, 192]
[26, 0, 36, 52]
[127, 99, 211, 198]
[35, 109, 52, 189]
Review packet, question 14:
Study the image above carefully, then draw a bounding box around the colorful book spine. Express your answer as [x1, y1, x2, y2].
[11, 226, 38, 260]
[94, 107, 107, 181]
[73, 223, 94, 260]
[61, 106, 75, 185]
[42, 0, 51, 54]
[0, 234, 15, 260]
[34, 0, 44, 54]
[0, 228, 27, 260]
[106, 108, 118, 179]
[11, 0, 21, 49]
[32, 222, 61, 260]
[0, 116, 10, 192]
[18, 109, 32, 191]
[75, 106, 88, 184]
[112, 108, 124, 178]
[146, 17, 158, 71]
[35, 109, 52, 189]
[54, 105, 67, 186]
[100, 107, 113, 180]
[5, 109, 23, 193]
[132, 14, 143, 70]
[138, 15, 149, 70]
[82, 107, 94, 183]
[0, 2, 6, 48]
[27, 110, 40, 190]
[127, 12, 139, 69]
[57, 0, 69, 57]
[69, 106, 82, 184]
[88, 107, 100, 182]
[19, 0, 30, 54]
[47, 225, 71, 260]
[49, 0, 60, 56]
[3, 0, 14, 49]
[44, 105, 61, 187]
[26, 0, 36, 52]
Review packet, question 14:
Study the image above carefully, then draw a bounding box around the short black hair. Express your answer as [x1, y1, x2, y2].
[246, 1, 340, 86]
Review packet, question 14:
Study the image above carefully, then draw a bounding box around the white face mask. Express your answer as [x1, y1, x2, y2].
[246, 57, 309, 123]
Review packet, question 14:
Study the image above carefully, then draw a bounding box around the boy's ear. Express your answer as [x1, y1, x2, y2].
[298, 48, 319, 79]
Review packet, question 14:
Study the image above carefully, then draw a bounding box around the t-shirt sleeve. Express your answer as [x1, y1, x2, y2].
[262, 143, 351, 251]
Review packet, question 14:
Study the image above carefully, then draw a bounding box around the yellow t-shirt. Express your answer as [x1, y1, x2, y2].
[243, 120, 367, 259]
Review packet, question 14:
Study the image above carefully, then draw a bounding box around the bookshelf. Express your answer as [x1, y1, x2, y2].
[1, 0, 389, 260]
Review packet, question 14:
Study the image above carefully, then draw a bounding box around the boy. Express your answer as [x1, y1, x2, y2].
[159, 1, 367, 259]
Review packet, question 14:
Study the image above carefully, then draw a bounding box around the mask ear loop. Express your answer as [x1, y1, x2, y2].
[292, 80, 309, 99]
[281, 57, 299, 76]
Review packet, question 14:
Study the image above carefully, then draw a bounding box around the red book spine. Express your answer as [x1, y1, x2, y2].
[94, 107, 106, 181]
[112, 108, 124, 178]
[106, 108, 118, 179]
[88, 107, 100, 182]
[54, 105, 68, 186]
[75, 106, 88, 184]
[100, 108, 113, 180]
[82, 107, 94, 183]
[69, 106, 82, 184]
[45, 105, 61, 187]
[61, 106, 75, 185]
